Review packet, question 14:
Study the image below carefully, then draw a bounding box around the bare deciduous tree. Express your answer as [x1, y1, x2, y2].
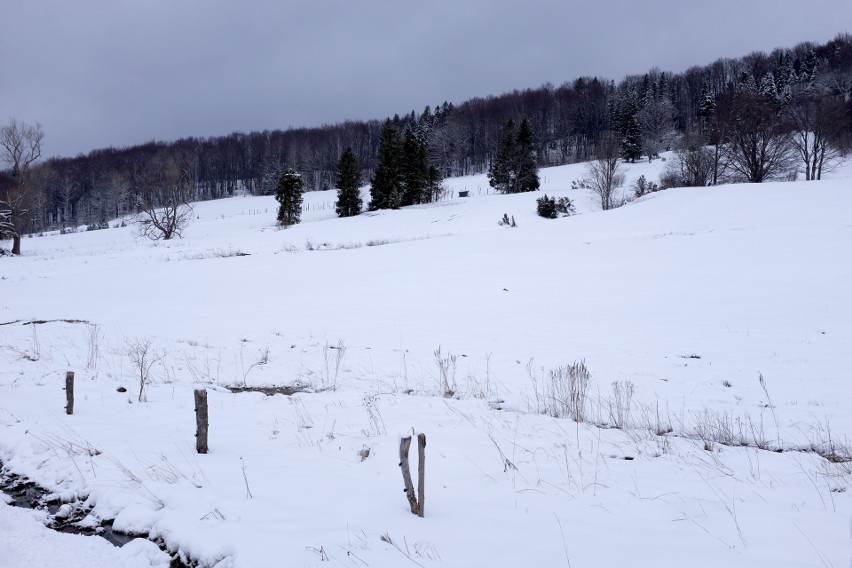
[637, 97, 676, 160]
[0, 119, 44, 180]
[134, 152, 194, 240]
[585, 132, 626, 210]
[0, 120, 45, 254]
[717, 92, 795, 183]
[1, 176, 47, 255]
[661, 133, 717, 188]
[788, 93, 846, 181]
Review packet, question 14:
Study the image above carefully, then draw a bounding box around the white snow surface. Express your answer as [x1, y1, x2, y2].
[1, 156, 851, 567]
[0, 503, 169, 567]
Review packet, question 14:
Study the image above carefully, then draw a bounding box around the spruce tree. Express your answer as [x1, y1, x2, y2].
[802, 49, 818, 86]
[698, 83, 716, 122]
[488, 119, 517, 194]
[401, 130, 429, 206]
[616, 85, 643, 163]
[426, 165, 443, 203]
[335, 148, 362, 217]
[369, 121, 403, 210]
[274, 168, 303, 226]
[514, 118, 540, 193]
[488, 118, 540, 194]
[621, 113, 643, 163]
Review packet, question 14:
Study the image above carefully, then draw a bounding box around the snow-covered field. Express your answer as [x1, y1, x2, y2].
[1, 157, 850, 567]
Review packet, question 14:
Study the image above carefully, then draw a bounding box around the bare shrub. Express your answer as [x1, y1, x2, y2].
[321, 340, 346, 390]
[692, 408, 748, 450]
[660, 134, 717, 188]
[530, 360, 591, 422]
[434, 346, 457, 397]
[796, 419, 852, 463]
[238, 344, 269, 386]
[29, 325, 40, 361]
[86, 323, 101, 370]
[362, 395, 386, 437]
[125, 338, 162, 402]
[638, 397, 673, 436]
[608, 380, 635, 429]
[462, 353, 493, 400]
[758, 372, 781, 448]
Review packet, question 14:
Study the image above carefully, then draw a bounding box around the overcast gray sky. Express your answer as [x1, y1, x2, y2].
[2, 0, 849, 159]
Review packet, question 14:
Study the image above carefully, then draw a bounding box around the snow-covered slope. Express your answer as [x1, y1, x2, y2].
[1, 158, 850, 567]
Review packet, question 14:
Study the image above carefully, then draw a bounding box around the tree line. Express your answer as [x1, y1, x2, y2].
[2, 33, 852, 243]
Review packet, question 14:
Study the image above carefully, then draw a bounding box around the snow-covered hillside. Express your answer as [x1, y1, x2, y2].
[1, 158, 850, 567]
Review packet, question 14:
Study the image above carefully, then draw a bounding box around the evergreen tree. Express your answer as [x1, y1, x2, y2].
[802, 49, 818, 87]
[417, 105, 434, 138]
[514, 118, 540, 193]
[776, 51, 797, 92]
[698, 83, 716, 122]
[739, 73, 758, 92]
[274, 168, 303, 226]
[639, 74, 652, 107]
[613, 85, 643, 162]
[335, 148, 362, 217]
[488, 119, 517, 193]
[489, 118, 540, 194]
[426, 164, 444, 203]
[400, 130, 429, 206]
[369, 121, 403, 210]
[759, 73, 777, 98]
[621, 113, 643, 163]
[536, 194, 558, 218]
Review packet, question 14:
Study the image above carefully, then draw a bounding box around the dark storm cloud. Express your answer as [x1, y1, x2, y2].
[2, 0, 849, 158]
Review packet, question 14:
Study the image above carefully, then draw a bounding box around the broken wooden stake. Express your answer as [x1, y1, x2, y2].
[65, 371, 74, 415]
[417, 433, 426, 517]
[194, 389, 209, 454]
[399, 433, 426, 516]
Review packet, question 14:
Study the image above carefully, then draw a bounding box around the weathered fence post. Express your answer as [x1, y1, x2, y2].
[399, 433, 426, 516]
[399, 436, 418, 514]
[65, 371, 75, 415]
[194, 389, 209, 454]
[417, 433, 426, 517]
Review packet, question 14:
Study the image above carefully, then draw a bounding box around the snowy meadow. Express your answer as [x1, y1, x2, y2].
[1, 157, 851, 567]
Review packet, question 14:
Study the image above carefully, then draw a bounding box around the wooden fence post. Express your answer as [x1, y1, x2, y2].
[399, 433, 426, 517]
[65, 371, 74, 415]
[195, 389, 209, 454]
[417, 433, 426, 518]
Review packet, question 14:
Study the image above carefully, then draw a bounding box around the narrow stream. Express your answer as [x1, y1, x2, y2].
[1, 462, 194, 567]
